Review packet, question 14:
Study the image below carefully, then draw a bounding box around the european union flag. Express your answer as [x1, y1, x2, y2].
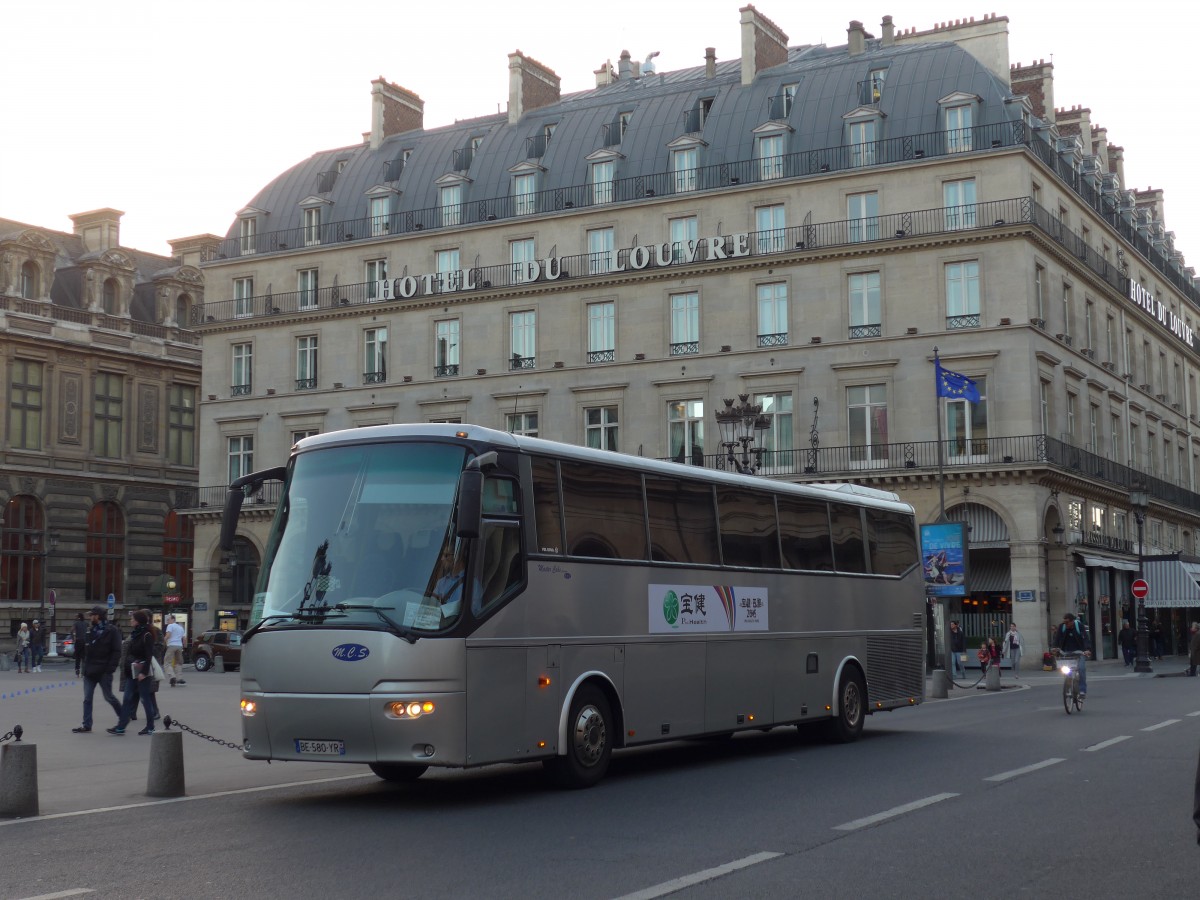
[936, 360, 980, 403]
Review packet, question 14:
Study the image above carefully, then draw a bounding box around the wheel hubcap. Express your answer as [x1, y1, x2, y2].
[843, 683, 861, 726]
[571, 705, 606, 766]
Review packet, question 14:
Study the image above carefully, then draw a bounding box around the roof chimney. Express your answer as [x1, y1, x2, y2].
[740, 5, 789, 86]
[847, 20, 868, 56]
[370, 79, 424, 150]
[1009, 59, 1055, 123]
[618, 49, 633, 81]
[594, 60, 615, 87]
[509, 51, 561, 124]
[881, 15, 895, 46]
[705, 47, 717, 78]
[69, 208, 123, 253]
[168, 234, 221, 268]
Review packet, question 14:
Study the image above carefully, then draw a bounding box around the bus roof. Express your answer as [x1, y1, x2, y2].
[293, 423, 912, 514]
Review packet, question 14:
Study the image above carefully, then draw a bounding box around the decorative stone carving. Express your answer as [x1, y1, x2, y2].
[59, 372, 82, 443]
[138, 383, 160, 453]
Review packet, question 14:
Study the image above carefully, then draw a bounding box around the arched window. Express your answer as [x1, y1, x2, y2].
[103, 278, 118, 314]
[86, 501, 125, 603]
[1, 495, 45, 602]
[175, 293, 192, 325]
[219, 536, 260, 614]
[20, 261, 39, 300]
[162, 510, 194, 601]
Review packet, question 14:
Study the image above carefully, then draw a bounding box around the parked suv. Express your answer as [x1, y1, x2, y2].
[192, 630, 243, 672]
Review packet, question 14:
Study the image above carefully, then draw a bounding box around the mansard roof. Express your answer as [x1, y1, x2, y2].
[224, 37, 1017, 238]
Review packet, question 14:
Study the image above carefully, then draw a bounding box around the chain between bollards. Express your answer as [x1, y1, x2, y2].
[0, 725, 23, 744]
[161, 716, 243, 752]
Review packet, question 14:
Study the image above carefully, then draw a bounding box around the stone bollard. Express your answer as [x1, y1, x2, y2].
[214, 654, 226, 674]
[985, 664, 1001, 691]
[930, 669, 949, 699]
[146, 730, 186, 798]
[0, 652, 10, 671]
[0, 741, 39, 818]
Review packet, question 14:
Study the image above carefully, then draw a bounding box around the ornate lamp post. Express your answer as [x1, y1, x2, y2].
[35, 531, 60, 625]
[715, 394, 770, 475]
[1129, 488, 1153, 674]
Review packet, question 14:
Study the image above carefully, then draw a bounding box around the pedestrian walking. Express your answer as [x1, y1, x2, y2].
[949, 620, 966, 680]
[72, 612, 88, 677]
[164, 614, 187, 686]
[15, 622, 31, 673]
[1004, 622, 1024, 677]
[1187, 622, 1200, 677]
[1118, 620, 1137, 666]
[109, 610, 159, 736]
[29, 619, 44, 672]
[73, 606, 123, 733]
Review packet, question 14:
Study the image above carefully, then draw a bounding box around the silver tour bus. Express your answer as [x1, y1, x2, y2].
[223, 423, 925, 788]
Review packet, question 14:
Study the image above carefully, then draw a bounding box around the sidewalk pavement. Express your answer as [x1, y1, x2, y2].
[927, 654, 1194, 694]
[0, 655, 371, 819]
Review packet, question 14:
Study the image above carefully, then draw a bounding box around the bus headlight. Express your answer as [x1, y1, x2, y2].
[387, 700, 435, 719]
[240, 699, 257, 717]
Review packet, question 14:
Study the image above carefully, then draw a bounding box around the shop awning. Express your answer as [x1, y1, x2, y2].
[968, 558, 1011, 593]
[1141, 558, 1200, 608]
[1077, 553, 1139, 572]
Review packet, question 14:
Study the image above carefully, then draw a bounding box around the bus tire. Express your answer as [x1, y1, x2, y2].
[827, 667, 866, 743]
[546, 685, 612, 789]
[369, 763, 428, 782]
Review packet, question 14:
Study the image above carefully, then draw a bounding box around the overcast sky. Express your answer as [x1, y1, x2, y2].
[2, 1, 1194, 272]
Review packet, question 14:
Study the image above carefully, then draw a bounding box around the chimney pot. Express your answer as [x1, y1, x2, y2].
[705, 47, 717, 78]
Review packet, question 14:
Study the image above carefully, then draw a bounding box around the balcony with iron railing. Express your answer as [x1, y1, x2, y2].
[179, 433, 1200, 517]
[198, 119, 1195, 310]
[0, 296, 201, 344]
[757, 332, 789, 347]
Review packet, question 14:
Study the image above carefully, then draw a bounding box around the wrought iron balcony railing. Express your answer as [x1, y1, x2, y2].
[509, 355, 535, 370]
[198, 120, 1195, 312]
[587, 349, 615, 363]
[363, 370, 386, 384]
[295, 378, 317, 391]
[179, 433, 1200, 517]
[230, 384, 252, 396]
[434, 364, 460, 378]
[848, 325, 880, 340]
[670, 341, 698, 356]
[757, 332, 788, 347]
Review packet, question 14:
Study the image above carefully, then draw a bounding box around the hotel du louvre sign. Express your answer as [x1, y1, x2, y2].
[1128, 279, 1194, 348]
[374, 231, 761, 301]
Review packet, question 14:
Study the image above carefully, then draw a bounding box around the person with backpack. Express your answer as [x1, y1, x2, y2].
[72, 606, 123, 733]
[1052, 612, 1093, 698]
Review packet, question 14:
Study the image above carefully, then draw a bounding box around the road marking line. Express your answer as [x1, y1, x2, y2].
[611, 851, 783, 900]
[832, 793, 958, 831]
[1186, 711, 1200, 717]
[1083, 736, 1131, 752]
[0, 773, 375, 828]
[1141, 719, 1181, 732]
[15, 890, 94, 899]
[984, 758, 1065, 782]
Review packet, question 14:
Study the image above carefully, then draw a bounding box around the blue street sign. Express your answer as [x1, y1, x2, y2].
[107, 593, 116, 610]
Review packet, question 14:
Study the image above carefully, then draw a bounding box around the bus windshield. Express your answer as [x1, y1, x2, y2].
[253, 441, 470, 633]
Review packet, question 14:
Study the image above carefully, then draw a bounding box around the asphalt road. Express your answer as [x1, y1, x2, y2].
[1, 659, 1197, 899]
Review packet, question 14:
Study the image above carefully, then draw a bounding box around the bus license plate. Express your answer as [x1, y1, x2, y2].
[294, 738, 345, 755]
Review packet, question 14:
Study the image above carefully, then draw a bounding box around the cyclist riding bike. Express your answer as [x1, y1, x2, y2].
[1052, 612, 1092, 698]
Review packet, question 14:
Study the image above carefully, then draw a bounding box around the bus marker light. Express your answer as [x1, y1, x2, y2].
[538, 675, 551, 687]
[747, 714, 755, 721]
[824, 705, 832, 712]
[240, 699, 257, 716]
[537, 741, 546, 748]
[875, 702, 883, 709]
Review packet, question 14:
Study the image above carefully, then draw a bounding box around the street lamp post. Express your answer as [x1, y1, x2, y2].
[1129, 489, 1153, 674]
[35, 531, 60, 625]
[715, 395, 770, 475]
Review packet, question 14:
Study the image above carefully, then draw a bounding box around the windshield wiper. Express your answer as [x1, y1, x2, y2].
[242, 614, 295, 643]
[334, 603, 418, 643]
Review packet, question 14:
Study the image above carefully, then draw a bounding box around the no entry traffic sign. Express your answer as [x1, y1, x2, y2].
[1131, 579, 1149, 600]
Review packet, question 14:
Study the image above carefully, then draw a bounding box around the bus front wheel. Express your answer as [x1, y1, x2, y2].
[828, 668, 866, 743]
[546, 685, 612, 789]
[369, 763, 428, 782]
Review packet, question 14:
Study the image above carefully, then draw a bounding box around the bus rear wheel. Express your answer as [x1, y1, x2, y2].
[546, 685, 612, 789]
[827, 668, 866, 743]
[369, 763, 428, 782]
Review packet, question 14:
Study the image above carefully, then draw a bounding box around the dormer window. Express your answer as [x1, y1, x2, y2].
[667, 135, 706, 194]
[237, 214, 259, 256]
[299, 196, 333, 246]
[365, 185, 400, 236]
[752, 122, 792, 181]
[586, 148, 623, 205]
[684, 97, 714, 133]
[842, 106, 884, 169]
[866, 69, 887, 104]
[938, 92, 982, 154]
[769, 83, 798, 119]
[440, 184, 462, 226]
[514, 173, 537, 215]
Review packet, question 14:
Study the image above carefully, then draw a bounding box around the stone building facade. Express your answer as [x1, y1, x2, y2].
[187, 9, 1200, 662]
[0, 209, 205, 641]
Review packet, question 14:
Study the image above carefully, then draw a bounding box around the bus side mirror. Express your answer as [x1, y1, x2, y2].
[456, 469, 483, 539]
[220, 490, 246, 551]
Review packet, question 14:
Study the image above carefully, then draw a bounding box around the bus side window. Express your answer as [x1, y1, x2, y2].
[477, 521, 522, 613]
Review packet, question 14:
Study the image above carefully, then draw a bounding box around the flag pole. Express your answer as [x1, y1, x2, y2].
[934, 346, 946, 522]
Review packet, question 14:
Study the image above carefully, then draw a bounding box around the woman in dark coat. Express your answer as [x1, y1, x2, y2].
[108, 610, 158, 736]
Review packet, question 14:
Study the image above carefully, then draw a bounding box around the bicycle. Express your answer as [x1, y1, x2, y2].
[1056, 651, 1085, 714]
